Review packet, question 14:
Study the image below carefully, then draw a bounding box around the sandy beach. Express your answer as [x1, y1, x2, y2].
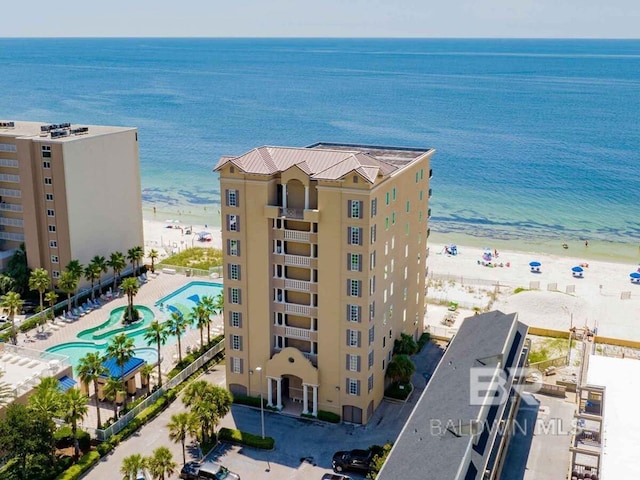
[141, 219, 640, 342]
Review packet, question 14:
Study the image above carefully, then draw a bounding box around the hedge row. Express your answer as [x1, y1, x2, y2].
[54, 451, 101, 480]
[232, 394, 265, 408]
[218, 427, 275, 450]
[417, 332, 431, 352]
[54, 426, 91, 451]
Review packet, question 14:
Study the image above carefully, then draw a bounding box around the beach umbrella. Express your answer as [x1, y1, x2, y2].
[630, 272, 640, 279]
[529, 261, 541, 267]
[572, 266, 584, 273]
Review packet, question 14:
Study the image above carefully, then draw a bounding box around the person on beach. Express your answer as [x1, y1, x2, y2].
[585, 240, 589, 247]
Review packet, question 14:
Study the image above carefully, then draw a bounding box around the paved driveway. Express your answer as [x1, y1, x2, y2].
[84, 342, 444, 479]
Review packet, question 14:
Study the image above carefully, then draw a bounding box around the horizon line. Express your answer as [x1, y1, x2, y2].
[1, 36, 639, 41]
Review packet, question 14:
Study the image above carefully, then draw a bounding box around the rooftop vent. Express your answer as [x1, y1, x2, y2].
[70, 127, 89, 135]
[50, 129, 70, 139]
[0, 121, 15, 129]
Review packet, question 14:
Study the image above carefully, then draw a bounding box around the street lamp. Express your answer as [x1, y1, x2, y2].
[254, 366, 266, 439]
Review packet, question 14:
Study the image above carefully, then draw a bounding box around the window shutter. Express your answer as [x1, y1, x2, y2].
[357, 380, 361, 395]
[346, 378, 349, 392]
[347, 280, 350, 296]
[239, 358, 243, 374]
[346, 304, 351, 321]
[237, 241, 240, 256]
[358, 227, 363, 245]
[227, 287, 232, 301]
[235, 189, 240, 207]
[346, 354, 350, 370]
[226, 239, 231, 255]
[227, 264, 231, 278]
[226, 215, 230, 231]
[357, 356, 361, 372]
[347, 253, 351, 269]
[238, 312, 242, 328]
[238, 290, 242, 305]
[225, 189, 229, 206]
[237, 265, 241, 281]
[236, 216, 240, 233]
[358, 254, 362, 272]
[358, 280, 362, 297]
[347, 227, 350, 244]
[358, 201, 363, 219]
[357, 331, 362, 347]
[348, 200, 353, 218]
[239, 336, 243, 351]
[358, 306, 362, 322]
[346, 329, 350, 346]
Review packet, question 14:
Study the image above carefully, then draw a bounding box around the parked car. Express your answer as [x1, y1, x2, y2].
[322, 474, 352, 480]
[132, 470, 150, 480]
[332, 449, 374, 474]
[179, 461, 241, 480]
[21, 301, 37, 315]
[0, 315, 9, 324]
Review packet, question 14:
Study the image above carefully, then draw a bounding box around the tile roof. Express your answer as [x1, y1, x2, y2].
[215, 145, 403, 183]
[57, 375, 77, 392]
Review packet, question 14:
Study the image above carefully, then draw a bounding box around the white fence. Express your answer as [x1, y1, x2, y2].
[94, 339, 225, 442]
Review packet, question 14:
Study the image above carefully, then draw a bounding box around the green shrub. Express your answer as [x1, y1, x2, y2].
[514, 287, 527, 294]
[218, 427, 274, 450]
[55, 451, 101, 480]
[232, 394, 265, 408]
[96, 441, 114, 456]
[417, 332, 431, 352]
[317, 410, 341, 423]
[385, 382, 413, 400]
[54, 426, 91, 451]
[19, 315, 41, 333]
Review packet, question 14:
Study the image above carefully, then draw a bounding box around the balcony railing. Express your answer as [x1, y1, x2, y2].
[302, 352, 318, 365]
[284, 278, 311, 292]
[283, 229, 310, 242]
[285, 325, 312, 340]
[279, 207, 303, 219]
[284, 254, 311, 267]
[284, 302, 314, 316]
[0, 202, 22, 212]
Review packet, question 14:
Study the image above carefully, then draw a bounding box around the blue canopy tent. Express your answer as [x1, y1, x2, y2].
[572, 266, 584, 277]
[529, 261, 541, 273]
[630, 272, 640, 284]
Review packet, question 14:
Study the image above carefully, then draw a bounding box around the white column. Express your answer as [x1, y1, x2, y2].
[276, 377, 283, 410]
[312, 385, 318, 416]
[304, 185, 309, 210]
[282, 184, 288, 209]
[302, 384, 309, 414]
[266, 377, 274, 407]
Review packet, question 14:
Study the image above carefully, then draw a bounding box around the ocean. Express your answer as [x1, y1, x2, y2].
[1, 38, 639, 261]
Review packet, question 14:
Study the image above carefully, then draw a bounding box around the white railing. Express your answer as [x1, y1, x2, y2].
[284, 254, 311, 267]
[285, 326, 311, 340]
[285, 303, 311, 316]
[283, 230, 310, 241]
[284, 279, 311, 292]
[302, 352, 318, 364]
[0, 202, 22, 212]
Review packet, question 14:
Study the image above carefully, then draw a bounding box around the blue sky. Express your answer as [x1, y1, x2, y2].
[3, 0, 638, 38]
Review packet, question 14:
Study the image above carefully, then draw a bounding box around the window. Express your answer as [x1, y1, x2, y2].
[371, 198, 377, 217]
[230, 287, 240, 304]
[368, 351, 374, 368]
[406, 223, 410, 235]
[41, 145, 51, 158]
[419, 190, 424, 201]
[347, 329, 360, 347]
[349, 279, 361, 297]
[385, 217, 389, 230]
[385, 192, 390, 205]
[348, 200, 362, 219]
[231, 357, 242, 374]
[392, 212, 396, 225]
[52, 270, 60, 279]
[348, 354, 360, 372]
[369, 251, 376, 270]
[392, 187, 396, 200]
[51, 255, 59, 264]
[369, 325, 375, 344]
[415, 172, 419, 183]
[48, 225, 56, 233]
[348, 304, 360, 323]
[227, 214, 239, 232]
[370, 224, 376, 244]
[420, 168, 424, 180]
[230, 311, 241, 328]
[226, 189, 238, 207]
[47, 209, 54, 217]
[349, 253, 361, 271]
[42, 161, 51, 169]
[44, 177, 52, 185]
[369, 276, 375, 295]
[347, 379, 360, 396]
[229, 264, 240, 280]
[403, 287, 407, 301]
[353, 175, 359, 183]
[349, 227, 361, 245]
[49, 240, 57, 248]
[45, 193, 54, 201]
[228, 239, 239, 256]
[0, 143, 17, 153]
[231, 334, 242, 351]
[369, 302, 375, 321]
[406, 201, 410, 213]
[368, 374, 374, 392]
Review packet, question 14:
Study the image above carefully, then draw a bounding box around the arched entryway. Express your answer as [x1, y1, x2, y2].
[342, 405, 363, 424]
[265, 347, 319, 416]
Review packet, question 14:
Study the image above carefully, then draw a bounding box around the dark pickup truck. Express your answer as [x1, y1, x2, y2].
[332, 449, 374, 474]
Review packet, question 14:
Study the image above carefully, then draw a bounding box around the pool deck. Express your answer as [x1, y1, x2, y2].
[15, 272, 225, 429]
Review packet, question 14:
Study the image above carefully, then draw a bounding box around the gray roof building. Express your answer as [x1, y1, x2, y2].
[378, 310, 529, 480]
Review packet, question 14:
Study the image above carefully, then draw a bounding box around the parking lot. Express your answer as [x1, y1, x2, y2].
[86, 341, 444, 479]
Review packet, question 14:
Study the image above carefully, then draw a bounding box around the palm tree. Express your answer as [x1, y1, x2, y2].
[148, 249, 159, 274]
[107, 251, 126, 291]
[106, 333, 135, 409]
[90, 255, 108, 295]
[148, 446, 176, 480]
[65, 260, 83, 307]
[0, 370, 14, 407]
[183, 382, 232, 443]
[28, 376, 62, 462]
[386, 354, 416, 384]
[166, 311, 188, 363]
[44, 290, 58, 321]
[0, 291, 23, 345]
[84, 263, 101, 301]
[167, 412, 198, 465]
[144, 320, 169, 388]
[189, 304, 208, 350]
[200, 295, 217, 345]
[60, 387, 88, 462]
[58, 271, 78, 314]
[103, 376, 124, 420]
[76, 351, 106, 428]
[121, 453, 147, 480]
[28, 268, 50, 325]
[121, 277, 140, 323]
[127, 246, 145, 277]
[140, 363, 155, 395]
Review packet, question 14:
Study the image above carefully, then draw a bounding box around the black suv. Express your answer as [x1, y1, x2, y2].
[332, 449, 374, 474]
[179, 461, 240, 480]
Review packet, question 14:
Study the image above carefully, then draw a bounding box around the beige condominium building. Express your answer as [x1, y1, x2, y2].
[0, 121, 143, 284]
[215, 142, 433, 424]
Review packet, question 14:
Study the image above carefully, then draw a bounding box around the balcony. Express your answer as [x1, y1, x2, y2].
[272, 324, 317, 342]
[302, 352, 318, 366]
[285, 302, 313, 316]
[265, 205, 320, 222]
[280, 207, 303, 219]
[284, 278, 312, 292]
[0, 203, 22, 212]
[284, 254, 310, 267]
[284, 229, 310, 242]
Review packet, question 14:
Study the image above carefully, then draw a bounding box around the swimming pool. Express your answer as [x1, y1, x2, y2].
[155, 281, 223, 317]
[47, 342, 159, 370]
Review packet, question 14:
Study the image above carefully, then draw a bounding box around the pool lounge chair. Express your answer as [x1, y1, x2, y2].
[65, 311, 78, 321]
[71, 307, 84, 318]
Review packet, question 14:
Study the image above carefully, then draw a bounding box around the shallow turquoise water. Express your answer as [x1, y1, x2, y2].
[156, 281, 223, 316]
